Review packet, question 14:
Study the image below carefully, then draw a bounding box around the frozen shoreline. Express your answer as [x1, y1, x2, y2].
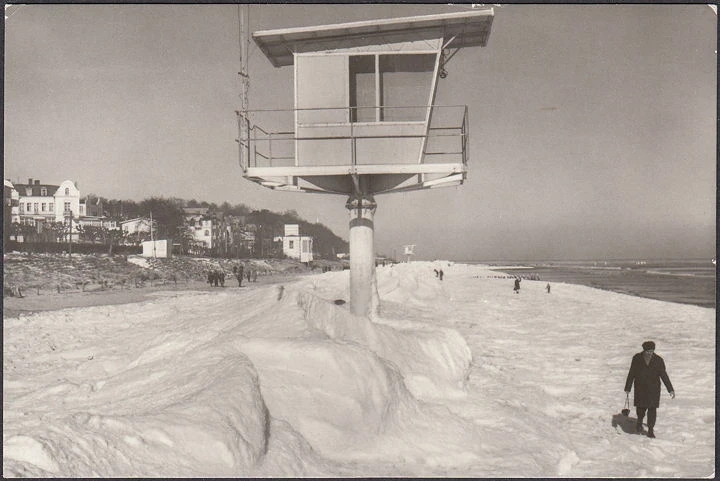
[489, 261, 715, 309]
[3, 261, 715, 477]
[2, 271, 307, 319]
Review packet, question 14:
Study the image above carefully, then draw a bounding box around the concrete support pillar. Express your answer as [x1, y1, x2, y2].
[345, 192, 377, 317]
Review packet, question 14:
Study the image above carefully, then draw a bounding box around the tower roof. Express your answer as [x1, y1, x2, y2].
[253, 9, 494, 67]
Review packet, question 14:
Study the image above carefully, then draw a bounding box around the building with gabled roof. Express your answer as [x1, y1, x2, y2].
[11, 178, 84, 226]
[7, 178, 116, 237]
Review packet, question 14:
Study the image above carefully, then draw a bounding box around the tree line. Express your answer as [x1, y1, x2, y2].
[6, 195, 349, 260]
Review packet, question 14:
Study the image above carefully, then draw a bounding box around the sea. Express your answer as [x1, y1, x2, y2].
[471, 259, 716, 309]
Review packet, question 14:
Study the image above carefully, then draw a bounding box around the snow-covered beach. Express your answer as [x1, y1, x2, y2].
[3, 261, 715, 477]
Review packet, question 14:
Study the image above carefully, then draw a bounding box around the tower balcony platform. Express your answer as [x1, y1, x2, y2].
[237, 104, 469, 195]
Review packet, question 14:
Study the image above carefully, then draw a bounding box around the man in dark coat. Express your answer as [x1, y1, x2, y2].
[624, 341, 675, 438]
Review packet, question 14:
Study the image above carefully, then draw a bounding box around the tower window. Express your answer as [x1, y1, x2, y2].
[349, 53, 435, 123]
[349, 55, 376, 122]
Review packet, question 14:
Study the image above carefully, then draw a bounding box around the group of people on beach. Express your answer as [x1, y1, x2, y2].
[206, 269, 226, 287]
[232, 264, 258, 287]
[207, 264, 258, 288]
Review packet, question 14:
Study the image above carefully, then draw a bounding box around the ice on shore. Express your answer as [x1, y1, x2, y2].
[3, 261, 715, 477]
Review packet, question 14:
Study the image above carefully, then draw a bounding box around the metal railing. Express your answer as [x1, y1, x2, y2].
[237, 105, 469, 170]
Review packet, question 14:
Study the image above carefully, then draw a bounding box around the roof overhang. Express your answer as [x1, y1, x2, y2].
[253, 9, 494, 67]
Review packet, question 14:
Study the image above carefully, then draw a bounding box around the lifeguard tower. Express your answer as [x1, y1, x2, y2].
[237, 9, 494, 316]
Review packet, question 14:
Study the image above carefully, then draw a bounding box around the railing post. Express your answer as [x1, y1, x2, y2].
[252, 124, 257, 168]
[463, 105, 469, 165]
[245, 117, 251, 168]
[235, 114, 250, 172]
[350, 110, 356, 167]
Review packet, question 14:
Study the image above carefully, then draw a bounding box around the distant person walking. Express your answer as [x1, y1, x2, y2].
[624, 341, 675, 438]
[439, 269, 444, 281]
[513, 278, 521, 294]
[546, 283, 551, 294]
[251, 268, 258, 282]
[236, 264, 244, 287]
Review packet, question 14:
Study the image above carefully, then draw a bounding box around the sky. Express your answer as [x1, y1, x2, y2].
[3, 260, 715, 476]
[3, 4, 717, 261]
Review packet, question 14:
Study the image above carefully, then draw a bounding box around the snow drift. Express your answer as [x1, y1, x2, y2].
[4, 263, 479, 476]
[3, 261, 715, 477]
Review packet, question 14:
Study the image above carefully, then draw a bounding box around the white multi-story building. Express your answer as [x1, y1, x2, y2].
[13, 178, 84, 226]
[183, 207, 215, 249]
[7, 178, 115, 237]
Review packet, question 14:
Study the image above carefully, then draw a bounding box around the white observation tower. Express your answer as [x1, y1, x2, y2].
[238, 9, 494, 316]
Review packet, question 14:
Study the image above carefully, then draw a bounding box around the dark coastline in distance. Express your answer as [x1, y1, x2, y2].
[463, 259, 716, 309]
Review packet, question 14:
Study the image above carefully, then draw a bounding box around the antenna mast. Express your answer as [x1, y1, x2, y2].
[237, 5, 250, 170]
[238, 4, 250, 112]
